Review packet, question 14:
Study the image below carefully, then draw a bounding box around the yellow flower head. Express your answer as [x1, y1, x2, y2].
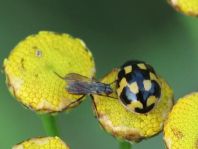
[168, 0, 198, 16]
[12, 136, 70, 149]
[164, 92, 198, 149]
[92, 69, 173, 142]
[3, 31, 95, 113]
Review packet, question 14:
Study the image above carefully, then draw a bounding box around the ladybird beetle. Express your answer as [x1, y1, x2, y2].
[56, 60, 161, 114]
[116, 60, 161, 113]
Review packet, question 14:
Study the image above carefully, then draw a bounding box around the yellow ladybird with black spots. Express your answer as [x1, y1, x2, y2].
[116, 60, 161, 113]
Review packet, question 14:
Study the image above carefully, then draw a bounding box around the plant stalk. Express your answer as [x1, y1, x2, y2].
[119, 140, 132, 149]
[40, 114, 59, 136]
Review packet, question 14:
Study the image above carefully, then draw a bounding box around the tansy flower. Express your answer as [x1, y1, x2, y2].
[12, 136, 70, 149]
[168, 0, 198, 16]
[164, 92, 198, 149]
[3, 31, 95, 113]
[92, 68, 174, 142]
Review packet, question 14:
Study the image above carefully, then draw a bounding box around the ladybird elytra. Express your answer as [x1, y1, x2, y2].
[116, 60, 161, 114]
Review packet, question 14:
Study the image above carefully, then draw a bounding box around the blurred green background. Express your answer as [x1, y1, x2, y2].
[0, 0, 198, 148]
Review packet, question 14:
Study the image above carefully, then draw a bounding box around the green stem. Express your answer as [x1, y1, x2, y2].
[119, 141, 132, 149]
[40, 114, 59, 136]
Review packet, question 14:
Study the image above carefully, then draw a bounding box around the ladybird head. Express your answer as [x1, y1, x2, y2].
[116, 60, 161, 114]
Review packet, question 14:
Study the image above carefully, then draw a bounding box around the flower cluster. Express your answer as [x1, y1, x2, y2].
[164, 93, 198, 149]
[4, 31, 95, 113]
[13, 137, 69, 149]
[168, 0, 198, 16]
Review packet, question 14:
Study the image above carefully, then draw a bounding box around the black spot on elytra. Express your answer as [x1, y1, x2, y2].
[135, 103, 155, 113]
[151, 80, 161, 98]
[117, 69, 125, 80]
[121, 60, 145, 68]
[120, 86, 131, 105]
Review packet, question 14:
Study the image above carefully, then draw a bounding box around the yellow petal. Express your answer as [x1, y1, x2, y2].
[3, 31, 95, 113]
[164, 92, 198, 149]
[168, 0, 198, 16]
[12, 136, 70, 149]
[92, 69, 173, 142]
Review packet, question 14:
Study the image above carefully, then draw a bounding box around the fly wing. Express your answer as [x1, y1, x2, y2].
[65, 73, 96, 82]
[64, 73, 95, 95]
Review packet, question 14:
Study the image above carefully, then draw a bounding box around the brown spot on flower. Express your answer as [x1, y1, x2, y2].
[35, 50, 42, 57]
[195, 139, 198, 149]
[20, 58, 25, 70]
[171, 127, 183, 139]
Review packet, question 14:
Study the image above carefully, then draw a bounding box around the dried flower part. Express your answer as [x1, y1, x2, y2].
[92, 69, 173, 142]
[12, 136, 70, 149]
[3, 31, 95, 113]
[164, 92, 198, 149]
[168, 0, 198, 16]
